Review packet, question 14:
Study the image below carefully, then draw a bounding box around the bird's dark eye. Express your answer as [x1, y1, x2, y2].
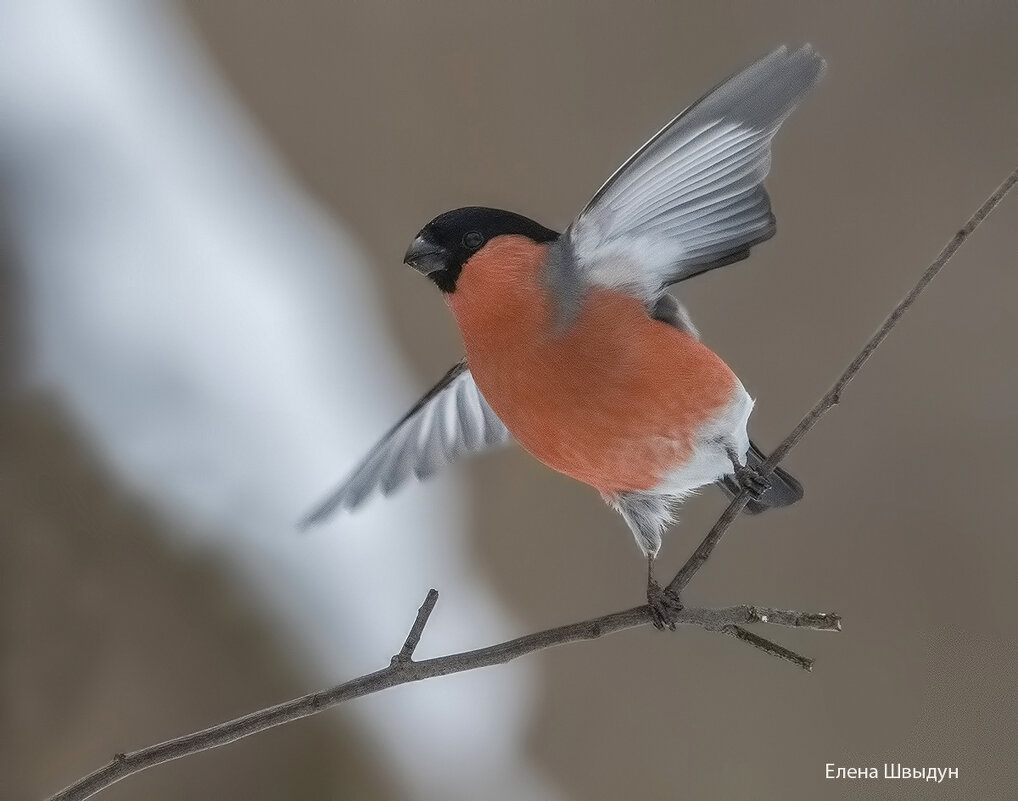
[462, 231, 484, 250]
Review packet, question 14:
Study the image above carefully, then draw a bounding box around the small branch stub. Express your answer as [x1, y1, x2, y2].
[722, 625, 815, 672]
[393, 589, 440, 666]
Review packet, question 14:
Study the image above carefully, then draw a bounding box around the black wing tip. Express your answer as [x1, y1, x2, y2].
[738, 43, 827, 128]
[769, 42, 826, 74]
[297, 496, 351, 532]
[778, 44, 827, 104]
[792, 42, 827, 71]
[296, 508, 328, 533]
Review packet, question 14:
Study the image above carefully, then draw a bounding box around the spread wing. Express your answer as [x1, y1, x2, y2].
[300, 361, 511, 527]
[566, 44, 825, 304]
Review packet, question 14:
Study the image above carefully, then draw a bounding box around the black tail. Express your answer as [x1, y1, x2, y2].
[717, 439, 804, 514]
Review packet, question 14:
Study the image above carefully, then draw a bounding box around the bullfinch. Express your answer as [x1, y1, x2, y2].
[304, 45, 824, 627]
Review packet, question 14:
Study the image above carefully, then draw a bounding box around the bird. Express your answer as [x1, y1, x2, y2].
[303, 44, 824, 628]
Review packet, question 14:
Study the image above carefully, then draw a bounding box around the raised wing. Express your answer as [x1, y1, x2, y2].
[567, 44, 825, 304]
[300, 361, 511, 527]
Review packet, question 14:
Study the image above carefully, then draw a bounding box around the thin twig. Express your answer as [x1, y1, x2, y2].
[720, 626, 815, 671]
[667, 166, 1018, 597]
[393, 588, 439, 664]
[45, 166, 1016, 801]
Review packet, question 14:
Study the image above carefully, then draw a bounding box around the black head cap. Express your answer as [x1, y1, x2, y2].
[403, 206, 559, 293]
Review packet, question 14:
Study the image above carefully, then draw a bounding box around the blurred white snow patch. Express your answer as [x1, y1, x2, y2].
[0, 0, 557, 796]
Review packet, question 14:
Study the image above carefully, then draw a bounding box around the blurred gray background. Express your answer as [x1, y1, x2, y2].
[3, 1, 1017, 799]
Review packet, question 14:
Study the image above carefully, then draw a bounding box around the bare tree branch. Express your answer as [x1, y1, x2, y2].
[46, 165, 1016, 801]
[47, 598, 837, 801]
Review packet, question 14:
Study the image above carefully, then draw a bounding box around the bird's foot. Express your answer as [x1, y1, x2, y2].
[646, 578, 684, 631]
[734, 463, 770, 501]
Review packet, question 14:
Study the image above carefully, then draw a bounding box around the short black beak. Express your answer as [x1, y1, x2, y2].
[403, 235, 448, 276]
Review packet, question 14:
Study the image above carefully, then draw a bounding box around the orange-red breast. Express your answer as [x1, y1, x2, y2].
[304, 45, 824, 625]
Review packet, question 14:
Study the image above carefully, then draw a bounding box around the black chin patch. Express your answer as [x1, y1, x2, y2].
[430, 269, 459, 293]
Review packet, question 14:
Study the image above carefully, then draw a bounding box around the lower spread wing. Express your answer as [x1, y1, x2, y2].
[566, 44, 825, 305]
[300, 361, 511, 527]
